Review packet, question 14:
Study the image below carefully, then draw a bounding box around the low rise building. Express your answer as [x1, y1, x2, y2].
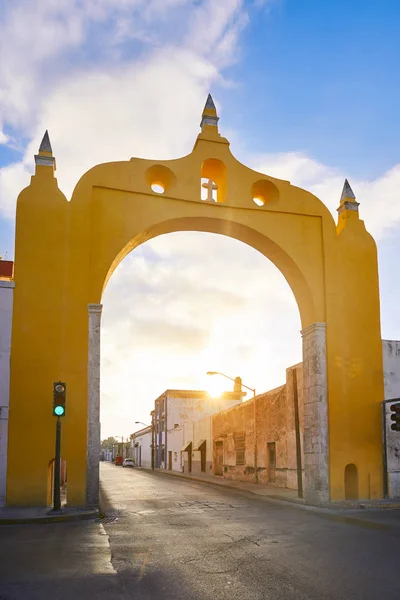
[153, 389, 244, 471]
[131, 426, 152, 468]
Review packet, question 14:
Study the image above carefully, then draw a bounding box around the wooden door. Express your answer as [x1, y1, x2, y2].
[215, 442, 223, 476]
[168, 451, 172, 470]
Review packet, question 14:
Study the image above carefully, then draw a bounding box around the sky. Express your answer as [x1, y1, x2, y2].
[1, 0, 400, 439]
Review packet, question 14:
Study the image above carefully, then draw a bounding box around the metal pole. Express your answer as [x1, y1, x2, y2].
[52, 417, 62, 511]
[293, 369, 303, 499]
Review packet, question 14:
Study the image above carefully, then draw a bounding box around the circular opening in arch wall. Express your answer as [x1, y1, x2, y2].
[251, 179, 279, 207]
[151, 183, 165, 194]
[146, 164, 176, 195]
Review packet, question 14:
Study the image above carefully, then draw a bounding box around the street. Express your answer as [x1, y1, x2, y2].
[1, 463, 400, 599]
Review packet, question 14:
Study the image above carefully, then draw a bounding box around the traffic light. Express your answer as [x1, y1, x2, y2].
[390, 402, 400, 432]
[53, 381, 66, 417]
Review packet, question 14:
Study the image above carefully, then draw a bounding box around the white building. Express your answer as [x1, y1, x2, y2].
[131, 426, 152, 468]
[0, 261, 14, 507]
[154, 390, 244, 472]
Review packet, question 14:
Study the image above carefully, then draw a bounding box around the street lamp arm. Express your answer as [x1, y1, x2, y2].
[206, 371, 236, 384]
[207, 371, 256, 397]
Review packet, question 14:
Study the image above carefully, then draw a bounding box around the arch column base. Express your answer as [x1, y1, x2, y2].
[301, 322, 329, 504]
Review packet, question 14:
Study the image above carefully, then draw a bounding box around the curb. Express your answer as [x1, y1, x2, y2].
[0, 509, 99, 526]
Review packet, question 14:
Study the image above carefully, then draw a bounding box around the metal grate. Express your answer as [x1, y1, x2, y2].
[91, 516, 119, 524]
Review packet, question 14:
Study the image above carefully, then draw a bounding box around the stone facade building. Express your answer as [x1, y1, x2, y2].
[212, 364, 304, 490]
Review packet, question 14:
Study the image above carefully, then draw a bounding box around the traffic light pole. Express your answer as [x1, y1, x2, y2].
[51, 416, 62, 512]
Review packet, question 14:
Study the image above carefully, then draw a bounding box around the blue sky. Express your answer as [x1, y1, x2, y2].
[1, 0, 399, 437]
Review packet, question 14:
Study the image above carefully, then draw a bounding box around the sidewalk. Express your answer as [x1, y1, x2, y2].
[0, 506, 98, 525]
[142, 467, 400, 511]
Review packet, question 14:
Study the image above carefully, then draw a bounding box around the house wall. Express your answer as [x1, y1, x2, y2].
[131, 428, 152, 468]
[167, 425, 184, 472]
[0, 280, 14, 507]
[383, 340, 400, 400]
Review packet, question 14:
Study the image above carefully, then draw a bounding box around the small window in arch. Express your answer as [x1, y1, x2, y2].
[201, 158, 226, 202]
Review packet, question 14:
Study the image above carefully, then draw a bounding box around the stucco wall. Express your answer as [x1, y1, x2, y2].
[132, 429, 152, 468]
[191, 416, 212, 474]
[0, 281, 13, 507]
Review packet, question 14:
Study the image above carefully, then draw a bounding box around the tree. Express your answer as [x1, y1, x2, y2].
[101, 437, 118, 450]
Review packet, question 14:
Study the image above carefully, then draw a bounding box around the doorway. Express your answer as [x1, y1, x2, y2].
[199, 441, 206, 472]
[215, 441, 223, 476]
[168, 451, 172, 470]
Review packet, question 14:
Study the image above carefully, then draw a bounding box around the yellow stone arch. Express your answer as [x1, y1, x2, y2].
[7, 97, 384, 507]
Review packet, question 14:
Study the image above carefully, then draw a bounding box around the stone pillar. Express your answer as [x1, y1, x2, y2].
[86, 303, 102, 508]
[301, 322, 329, 504]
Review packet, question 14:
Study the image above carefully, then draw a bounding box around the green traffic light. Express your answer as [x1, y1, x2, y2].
[54, 405, 65, 416]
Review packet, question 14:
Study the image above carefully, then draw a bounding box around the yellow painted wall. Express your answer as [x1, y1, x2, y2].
[7, 104, 384, 505]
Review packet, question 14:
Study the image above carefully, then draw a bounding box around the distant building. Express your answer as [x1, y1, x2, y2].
[130, 426, 152, 468]
[152, 389, 244, 471]
[0, 261, 14, 508]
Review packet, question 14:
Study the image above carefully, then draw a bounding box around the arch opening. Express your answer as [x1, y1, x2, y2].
[344, 463, 359, 500]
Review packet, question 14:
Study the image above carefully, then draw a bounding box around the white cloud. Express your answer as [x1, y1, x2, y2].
[0, 0, 251, 219]
[0, 130, 9, 144]
[253, 152, 400, 241]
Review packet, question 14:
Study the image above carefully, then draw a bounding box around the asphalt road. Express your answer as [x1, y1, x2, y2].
[1, 463, 400, 600]
[99, 464, 400, 600]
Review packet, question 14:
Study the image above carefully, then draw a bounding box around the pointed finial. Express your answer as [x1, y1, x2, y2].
[337, 178, 359, 215]
[204, 94, 216, 111]
[340, 178, 356, 203]
[39, 130, 52, 153]
[200, 94, 219, 131]
[35, 130, 55, 170]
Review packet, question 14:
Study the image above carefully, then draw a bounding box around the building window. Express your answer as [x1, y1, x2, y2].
[161, 446, 165, 463]
[235, 434, 245, 466]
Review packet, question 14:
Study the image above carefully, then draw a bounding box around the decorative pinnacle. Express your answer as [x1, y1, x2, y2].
[204, 93, 216, 111]
[200, 94, 219, 130]
[39, 130, 52, 154]
[337, 178, 359, 215]
[340, 178, 356, 202]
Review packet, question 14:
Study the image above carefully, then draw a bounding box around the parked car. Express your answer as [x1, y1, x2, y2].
[122, 458, 135, 468]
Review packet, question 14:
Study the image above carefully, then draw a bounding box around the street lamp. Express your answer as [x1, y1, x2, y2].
[207, 371, 258, 483]
[206, 371, 256, 397]
[134, 421, 155, 470]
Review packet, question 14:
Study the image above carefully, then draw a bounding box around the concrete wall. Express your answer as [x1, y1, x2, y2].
[0, 280, 13, 507]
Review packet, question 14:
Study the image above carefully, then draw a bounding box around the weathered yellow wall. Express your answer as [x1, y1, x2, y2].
[7, 102, 384, 506]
